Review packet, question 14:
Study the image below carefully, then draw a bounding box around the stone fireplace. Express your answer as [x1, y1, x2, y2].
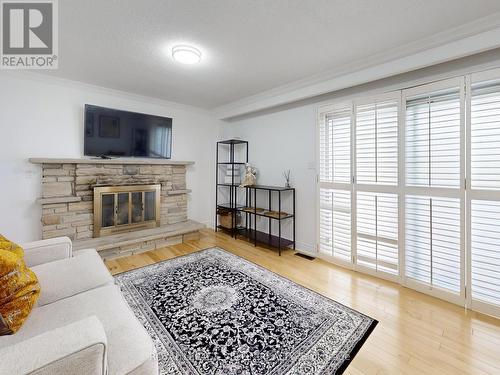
[30, 158, 204, 259]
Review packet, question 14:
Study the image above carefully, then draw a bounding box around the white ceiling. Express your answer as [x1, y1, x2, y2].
[46, 0, 500, 109]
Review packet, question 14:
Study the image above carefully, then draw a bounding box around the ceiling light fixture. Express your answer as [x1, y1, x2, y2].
[172, 45, 202, 65]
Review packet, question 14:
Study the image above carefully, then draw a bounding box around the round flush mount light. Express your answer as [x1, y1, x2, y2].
[172, 45, 202, 65]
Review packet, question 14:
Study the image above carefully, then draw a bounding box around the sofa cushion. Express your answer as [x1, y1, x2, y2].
[0, 285, 155, 375]
[32, 249, 114, 306]
[0, 234, 40, 335]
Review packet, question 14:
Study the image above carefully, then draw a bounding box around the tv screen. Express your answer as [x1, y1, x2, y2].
[84, 105, 172, 158]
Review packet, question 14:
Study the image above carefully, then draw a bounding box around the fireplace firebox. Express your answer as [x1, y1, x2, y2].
[93, 184, 161, 237]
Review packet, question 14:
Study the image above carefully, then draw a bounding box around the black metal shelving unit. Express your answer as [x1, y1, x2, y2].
[215, 140, 296, 256]
[215, 139, 249, 237]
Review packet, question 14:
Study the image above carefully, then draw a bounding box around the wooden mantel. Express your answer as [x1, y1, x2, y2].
[29, 157, 194, 165]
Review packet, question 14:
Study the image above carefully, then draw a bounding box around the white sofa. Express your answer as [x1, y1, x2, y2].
[0, 237, 158, 375]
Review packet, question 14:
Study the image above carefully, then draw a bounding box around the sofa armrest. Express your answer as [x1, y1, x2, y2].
[21, 236, 73, 267]
[0, 316, 107, 375]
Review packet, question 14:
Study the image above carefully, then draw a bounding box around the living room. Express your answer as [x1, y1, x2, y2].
[2, 1, 500, 374]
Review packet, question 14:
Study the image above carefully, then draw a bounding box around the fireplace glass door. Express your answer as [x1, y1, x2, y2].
[94, 184, 161, 237]
[131, 192, 143, 223]
[102, 194, 115, 228]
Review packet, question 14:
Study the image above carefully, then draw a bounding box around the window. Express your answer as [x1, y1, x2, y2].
[318, 106, 353, 264]
[356, 192, 398, 275]
[318, 95, 400, 277]
[354, 96, 400, 278]
[405, 195, 461, 293]
[317, 71, 500, 318]
[319, 108, 351, 183]
[402, 79, 465, 303]
[470, 200, 500, 307]
[319, 189, 351, 262]
[470, 79, 500, 190]
[356, 101, 398, 185]
[469, 74, 500, 316]
[405, 88, 461, 188]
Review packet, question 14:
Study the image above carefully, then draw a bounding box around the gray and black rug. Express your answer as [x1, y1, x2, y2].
[115, 247, 377, 375]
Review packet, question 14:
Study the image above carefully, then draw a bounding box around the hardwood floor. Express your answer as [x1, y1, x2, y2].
[105, 228, 500, 375]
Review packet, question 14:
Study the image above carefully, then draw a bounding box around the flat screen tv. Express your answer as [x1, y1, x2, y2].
[84, 104, 172, 158]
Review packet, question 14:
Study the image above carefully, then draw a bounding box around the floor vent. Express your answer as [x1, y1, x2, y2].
[295, 253, 315, 261]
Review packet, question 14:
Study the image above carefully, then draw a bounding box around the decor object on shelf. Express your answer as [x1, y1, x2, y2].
[240, 163, 258, 187]
[0, 235, 40, 335]
[242, 207, 265, 213]
[115, 247, 378, 375]
[224, 164, 241, 184]
[217, 209, 241, 229]
[283, 169, 291, 188]
[263, 210, 290, 219]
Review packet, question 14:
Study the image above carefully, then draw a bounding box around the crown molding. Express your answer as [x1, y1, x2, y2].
[0, 71, 212, 115]
[214, 13, 500, 120]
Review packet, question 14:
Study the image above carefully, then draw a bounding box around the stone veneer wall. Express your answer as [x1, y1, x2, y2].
[40, 163, 188, 240]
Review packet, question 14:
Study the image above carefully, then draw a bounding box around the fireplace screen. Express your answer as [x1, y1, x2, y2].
[93, 184, 161, 237]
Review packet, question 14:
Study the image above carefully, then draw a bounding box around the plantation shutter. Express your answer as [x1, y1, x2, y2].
[319, 189, 351, 261]
[470, 80, 500, 190]
[470, 200, 500, 307]
[405, 88, 461, 188]
[403, 80, 464, 302]
[356, 192, 398, 274]
[319, 108, 351, 183]
[356, 101, 398, 185]
[469, 78, 500, 312]
[318, 106, 352, 263]
[405, 196, 461, 293]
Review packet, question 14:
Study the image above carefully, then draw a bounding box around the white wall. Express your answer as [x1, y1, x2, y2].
[0, 72, 221, 242]
[221, 49, 500, 254]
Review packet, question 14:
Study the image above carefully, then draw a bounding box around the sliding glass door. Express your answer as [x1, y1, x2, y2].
[318, 104, 353, 267]
[468, 70, 500, 317]
[318, 93, 401, 280]
[402, 78, 465, 305]
[317, 71, 500, 318]
[354, 94, 400, 280]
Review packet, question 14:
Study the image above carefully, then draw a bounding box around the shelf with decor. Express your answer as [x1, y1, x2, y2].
[215, 140, 249, 237]
[215, 140, 295, 256]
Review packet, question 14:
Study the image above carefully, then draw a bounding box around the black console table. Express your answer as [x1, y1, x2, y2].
[240, 185, 295, 256]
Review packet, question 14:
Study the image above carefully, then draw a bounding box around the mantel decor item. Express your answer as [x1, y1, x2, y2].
[240, 163, 258, 187]
[283, 169, 291, 188]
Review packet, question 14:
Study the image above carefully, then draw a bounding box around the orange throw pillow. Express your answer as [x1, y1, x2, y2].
[0, 235, 40, 335]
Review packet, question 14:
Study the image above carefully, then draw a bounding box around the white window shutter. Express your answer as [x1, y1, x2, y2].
[356, 102, 398, 185]
[405, 196, 461, 293]
[469, 78, 500, 312]
[405, 89, 461, 188]
[356, 192, 398, 274]
[319, 109, 351, 183]
[319, 189, 351, 261]
[470, 200, 500, 306]
[471, 81, 500, 190]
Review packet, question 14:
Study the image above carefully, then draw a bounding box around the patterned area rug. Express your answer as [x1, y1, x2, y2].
[115, 247, 377, 375]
